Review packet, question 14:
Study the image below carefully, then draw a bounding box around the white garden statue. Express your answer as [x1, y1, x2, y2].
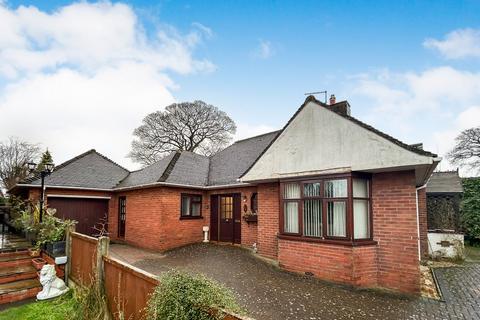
[37, 264, 69, 300]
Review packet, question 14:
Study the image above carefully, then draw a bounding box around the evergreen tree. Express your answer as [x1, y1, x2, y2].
[37, 149, 54, 172]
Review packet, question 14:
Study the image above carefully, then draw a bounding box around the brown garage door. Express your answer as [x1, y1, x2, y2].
[47, 197, 109, 236]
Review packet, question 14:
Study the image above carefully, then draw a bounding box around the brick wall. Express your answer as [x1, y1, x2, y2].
[417, 187, 428, 260]
[278, 239, 354, 283]
[372, 170, 420, 293]
[257, 183, 279, 259]
[352, 245, 378, 287]
[113, 186, 258, 252]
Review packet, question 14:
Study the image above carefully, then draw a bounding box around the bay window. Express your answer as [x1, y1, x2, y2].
[280, 173, 372, 244]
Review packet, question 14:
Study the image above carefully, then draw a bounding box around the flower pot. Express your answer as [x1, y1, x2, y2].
[46, 241, 66, 256]
[243, 215, 258, 223]
[28, 248, 40, 258]
[32, 258, 47, 271]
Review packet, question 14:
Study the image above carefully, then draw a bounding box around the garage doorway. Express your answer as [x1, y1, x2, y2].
[47, 196, 109, 237]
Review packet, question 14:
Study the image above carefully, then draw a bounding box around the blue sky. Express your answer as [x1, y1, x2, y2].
[1, 1, 479, 174]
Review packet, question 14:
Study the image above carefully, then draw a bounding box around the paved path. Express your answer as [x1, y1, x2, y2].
[110, 243, 480, 320]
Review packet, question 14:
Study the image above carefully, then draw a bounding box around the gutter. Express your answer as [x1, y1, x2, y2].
[12, 182, 254, 193]
[11, 184, 113, 192]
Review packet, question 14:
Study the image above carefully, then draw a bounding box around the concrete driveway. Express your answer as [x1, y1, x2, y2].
[110, 242, 480, 320]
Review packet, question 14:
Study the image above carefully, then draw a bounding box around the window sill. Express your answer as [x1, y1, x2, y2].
[179, 216, 203, 220]
[277, 234, 377, 247]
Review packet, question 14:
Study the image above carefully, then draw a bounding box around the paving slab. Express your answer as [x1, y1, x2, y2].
[110, 243, 480, 320]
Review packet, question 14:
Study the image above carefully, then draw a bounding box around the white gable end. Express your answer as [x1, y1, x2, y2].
[242, 101, 436, 182]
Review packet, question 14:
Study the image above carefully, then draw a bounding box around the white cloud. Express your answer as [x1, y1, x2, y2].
[351, 66, 480, 175]
[424, 28, 480, 59]
[251, 39, 274, 60]
[0, 2, 214, 170]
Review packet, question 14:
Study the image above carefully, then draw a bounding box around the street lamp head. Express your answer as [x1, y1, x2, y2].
[27, 162, 37, 171]
[45, 163, 54, 172]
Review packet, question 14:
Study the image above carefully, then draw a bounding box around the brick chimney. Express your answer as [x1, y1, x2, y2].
[329, 94, 336, 105]
[326, 94, 351, 116]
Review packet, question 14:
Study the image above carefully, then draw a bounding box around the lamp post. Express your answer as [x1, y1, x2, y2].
[27, 162, 54, 222]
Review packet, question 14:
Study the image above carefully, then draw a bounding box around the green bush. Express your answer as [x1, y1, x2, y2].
[147, 270, 243, 320]
[34, 208, 76, 250]
[462, 178, 480, 241]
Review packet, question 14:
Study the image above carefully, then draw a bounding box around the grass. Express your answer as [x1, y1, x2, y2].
[0, 291, 76, 320]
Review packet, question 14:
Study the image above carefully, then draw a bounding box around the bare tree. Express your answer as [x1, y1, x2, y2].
[0, 137, 40, 190]
[447, 126, 480, 172]
[129, 100, 236, 165]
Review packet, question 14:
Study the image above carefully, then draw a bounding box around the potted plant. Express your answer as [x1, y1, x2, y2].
[12, 206, 40, 244]
[35, 208, 76, 256]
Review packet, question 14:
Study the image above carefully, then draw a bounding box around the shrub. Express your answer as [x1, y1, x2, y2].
[462, 178, 480, 241]
[147, 270, 243, 320]
[35, 208, 76, 249]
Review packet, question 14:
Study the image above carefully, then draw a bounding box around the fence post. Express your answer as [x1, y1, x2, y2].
[65, 225, 75, 286]
[96, 236, 110, 287]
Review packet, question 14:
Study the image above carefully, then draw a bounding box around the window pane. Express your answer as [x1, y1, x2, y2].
[181, 197, 191, 216]
[303, 200, 322, 237]
[324, 179, 347, 198]
[283, 183, 300, 199]
[354, 200, 369, 239]
[304, 183, 320, 197]
[327, 201, 346, 237]
[221, 196, 233, 219]
[353, 179, 369, 198]
[191, 202, 201, 216]
[284, 202, 299, 233]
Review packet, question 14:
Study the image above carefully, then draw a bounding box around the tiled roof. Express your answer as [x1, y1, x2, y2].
[116, 152, 176, 188]
[164, 151, 210, 186]
[23, 150, 129, 189]
[427, 171, 463, 193]
[208, 131, 279, 186]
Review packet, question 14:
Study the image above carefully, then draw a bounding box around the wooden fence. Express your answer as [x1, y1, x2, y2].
[103, 256, 158, 319]
[67, 231, 154, 320]
[67, 230, 249, 320]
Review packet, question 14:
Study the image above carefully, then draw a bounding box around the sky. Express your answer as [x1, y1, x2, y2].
[0, 0, 479, 175]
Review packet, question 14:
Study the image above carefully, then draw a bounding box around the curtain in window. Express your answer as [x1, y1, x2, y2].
[354, 200, 369, 239]
[284, 202, 299, 233]
[303, 199, 322, 237]
[327, 201, 346, 236]
[284, 183, 300, 199]
[353, 179, 369, 197]
[192, 202, 201, 216]
[304, 183, 320, 197]
[324, 179, 347, 198]
[181, 197, 190, 215]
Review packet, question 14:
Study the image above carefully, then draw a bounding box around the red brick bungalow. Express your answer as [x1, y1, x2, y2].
[10, 96, 440, 293]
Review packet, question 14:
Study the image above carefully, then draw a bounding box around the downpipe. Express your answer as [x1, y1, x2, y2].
[415, 184, 427, 261]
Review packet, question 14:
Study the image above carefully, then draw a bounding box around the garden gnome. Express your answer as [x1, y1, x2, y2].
[37, 264, 69, 300]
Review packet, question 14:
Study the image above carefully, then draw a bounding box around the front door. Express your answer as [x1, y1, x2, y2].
[210, 194, 241, 243]
[118, 196, 126, 238]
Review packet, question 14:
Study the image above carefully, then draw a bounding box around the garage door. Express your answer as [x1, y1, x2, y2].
[47, 197, 109, 237]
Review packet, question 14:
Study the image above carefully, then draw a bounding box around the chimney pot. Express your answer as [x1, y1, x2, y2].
[329, 94, 336, 105]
